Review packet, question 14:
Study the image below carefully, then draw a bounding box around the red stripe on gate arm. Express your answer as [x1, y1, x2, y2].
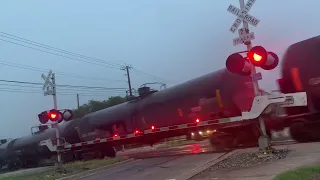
[93, 139, 100, 143]
[120, 135, 127, 139]
[81, 142, 88, 146]
[187, 123, 197, 127]
[72, 144, 76, 147]
[169, 125, 178, 130]
[107, 137, 113, 141]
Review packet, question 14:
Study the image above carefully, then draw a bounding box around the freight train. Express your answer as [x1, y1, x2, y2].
[1, 35, 320, 169]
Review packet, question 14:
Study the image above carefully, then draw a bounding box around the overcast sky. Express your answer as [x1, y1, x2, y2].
[0, 0, 319, 139]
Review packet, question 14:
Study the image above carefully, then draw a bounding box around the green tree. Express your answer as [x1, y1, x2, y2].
[73, 96, 126, 119]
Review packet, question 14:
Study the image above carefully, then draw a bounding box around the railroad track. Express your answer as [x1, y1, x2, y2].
[0, 139, 298, 175]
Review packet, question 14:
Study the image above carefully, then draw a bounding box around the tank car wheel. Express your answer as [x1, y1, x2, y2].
[290, 121, 309, 142]
[7, 161, 19, 170]
[73, 152, 83, 161]
[209, 133, 234, 150]
[105, 146, 116, 158]
[98, 146, 117, 158]
[186, 134, 192, 140]
[97, 150, 105, 159]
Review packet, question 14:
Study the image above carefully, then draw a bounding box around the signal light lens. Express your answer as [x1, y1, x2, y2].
[247, 46, 268, 66]
[135, 130, 140, 134]
[47, 110, 60, 121]
[151, 126, 155, 130]
[114, 134, 118, 137]
[50, 113, 57, 119]
[253, 53, 262, 61]
[226, 53, 252, 76]
[196, 119, 200, 123]
[247, 51, 263, 62]
[38, 111, 49, 124]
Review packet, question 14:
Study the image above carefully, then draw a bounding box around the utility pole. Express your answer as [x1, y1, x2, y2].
[77, 93, 80, 108]
[121, 65, 133, 97]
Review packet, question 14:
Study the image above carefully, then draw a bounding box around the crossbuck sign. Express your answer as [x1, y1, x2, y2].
[233, 27, 255, 46]
[227, 0, 260, 33]
[42, 70, 53, 96]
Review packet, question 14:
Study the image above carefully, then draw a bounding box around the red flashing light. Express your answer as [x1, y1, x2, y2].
[247, 46, 268, 66]
[248, 52, 262, 62]
[50, 113, 57, 119]
[135, 130, 140, 134]
[47, 110, 60, 121]
[114, 134, 118, 137]
[196, 119, 200, 123]
[151, 126, 155, 130]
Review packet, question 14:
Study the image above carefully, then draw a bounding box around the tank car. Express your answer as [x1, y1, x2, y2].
[278, 35, 320, 142]
[75, 69, 257, 150]
[280, 35, 320, 113]
[0, 121, 80, 169]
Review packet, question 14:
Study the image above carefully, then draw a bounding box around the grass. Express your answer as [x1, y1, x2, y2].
[1, 157, 128, 180]
[274, 165, 320, 180]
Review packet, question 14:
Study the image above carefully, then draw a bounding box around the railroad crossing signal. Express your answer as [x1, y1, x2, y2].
[225, 46, 279, 76]
[227, 0, 260, 33]
[42, 70, 53, 96]
[38, 109, 74, 124]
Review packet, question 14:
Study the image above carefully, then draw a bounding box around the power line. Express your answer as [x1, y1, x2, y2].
[0, 79, 128, 91]
[0, 83, 126, 93]
[0, 32, 123, 67]
[0, 60, 127, 83]
[0, 88, 124, 97]
[0, 32, 170, 83]
[0, 38, 120, 69]
[131, 68, 170, 83]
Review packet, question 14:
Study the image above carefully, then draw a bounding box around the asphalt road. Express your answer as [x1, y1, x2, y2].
[76, 152, 226, 180]
[118, 138, 295, 159]
[118, 140, 214, 159]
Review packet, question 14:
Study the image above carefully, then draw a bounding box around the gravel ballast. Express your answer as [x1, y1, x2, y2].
[190, 149, 291, 180]
[210, 149, 291, 171]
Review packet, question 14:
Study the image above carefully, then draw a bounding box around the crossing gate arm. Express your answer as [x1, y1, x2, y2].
[242, 92, 307, 120]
